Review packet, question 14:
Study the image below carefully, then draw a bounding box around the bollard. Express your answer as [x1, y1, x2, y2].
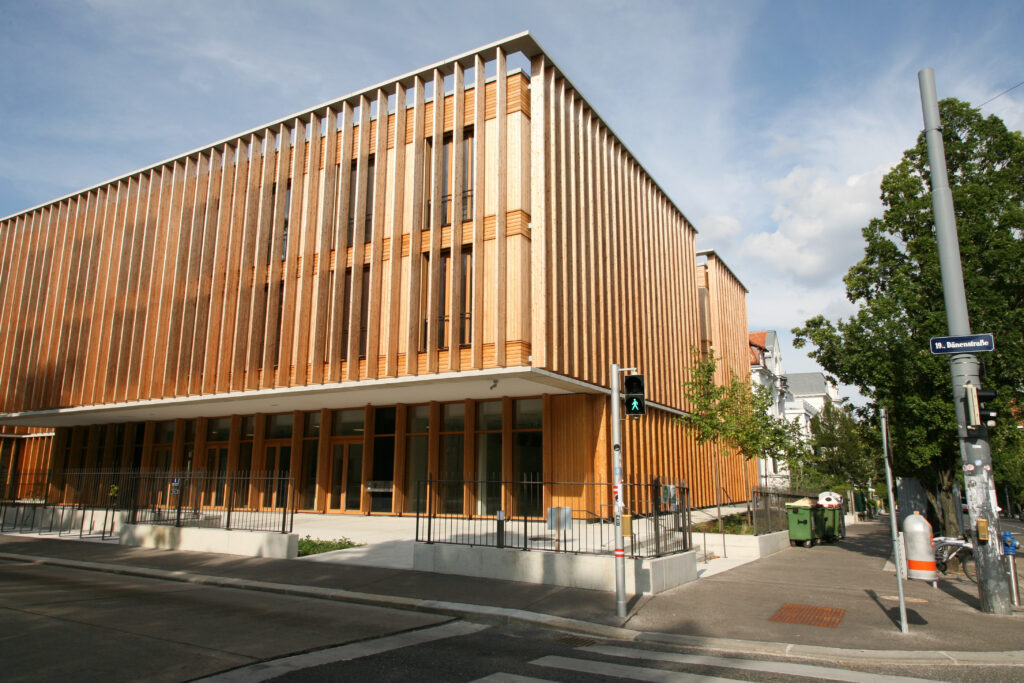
[497, 510, 505, 549]
[1003, 531, 1020, 607]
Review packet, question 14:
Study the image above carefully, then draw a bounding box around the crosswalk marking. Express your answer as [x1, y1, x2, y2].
[532, 655, 740, 682]
[471, 674, 558, 683]
[196, 620, 488, 683]
[580, 644, 937, 683]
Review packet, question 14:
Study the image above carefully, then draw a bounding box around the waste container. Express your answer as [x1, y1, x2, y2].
[786, 498, 824, 547]
[818, 491, 844, 541]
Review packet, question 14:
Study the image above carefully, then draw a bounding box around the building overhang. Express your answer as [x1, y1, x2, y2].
[0, 367, 607, 429]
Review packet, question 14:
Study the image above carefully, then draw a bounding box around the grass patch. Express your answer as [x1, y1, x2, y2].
[692, 513, 754, 535]
[297, 535, 362, 556]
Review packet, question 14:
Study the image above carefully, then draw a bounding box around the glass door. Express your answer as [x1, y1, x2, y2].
[327, 442, 363, 512]
[263, 444, 291, 510]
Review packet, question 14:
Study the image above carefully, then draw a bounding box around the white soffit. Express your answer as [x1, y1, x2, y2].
[0, 368, 605, 428]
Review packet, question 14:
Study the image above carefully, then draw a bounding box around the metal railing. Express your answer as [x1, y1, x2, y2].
[750, 487, 819, 535]
[1, 469, 296, 536]
[414, 477, 692, 558]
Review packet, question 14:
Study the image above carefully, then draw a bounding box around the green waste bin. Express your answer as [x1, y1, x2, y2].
[786, 501, 825, 547]
[818, 492, 844, 541]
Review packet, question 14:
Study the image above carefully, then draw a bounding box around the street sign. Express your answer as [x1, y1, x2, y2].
[929, 333, 994, 355]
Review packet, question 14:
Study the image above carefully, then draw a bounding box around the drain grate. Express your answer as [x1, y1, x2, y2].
[556, 635, 598, 648]
[769, 603, 845, 628]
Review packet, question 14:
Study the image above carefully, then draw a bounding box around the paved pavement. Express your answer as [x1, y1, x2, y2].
[1, 514, 1022, 668]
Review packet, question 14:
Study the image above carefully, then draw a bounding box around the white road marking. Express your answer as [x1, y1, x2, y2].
[580, 644, 938, 683]
[196, 620, 488, 682]
[532, 655, 739, 682]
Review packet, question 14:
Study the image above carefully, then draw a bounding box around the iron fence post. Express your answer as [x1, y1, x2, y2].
[226, 477, 234, 530]
[653, 477, 662, 557]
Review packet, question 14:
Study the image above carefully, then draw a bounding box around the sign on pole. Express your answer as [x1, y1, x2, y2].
[929, 333, 994, 355]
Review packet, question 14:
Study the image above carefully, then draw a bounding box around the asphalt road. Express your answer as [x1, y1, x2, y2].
[3, 557, 1023, 682]
[0, 559, 448, 682]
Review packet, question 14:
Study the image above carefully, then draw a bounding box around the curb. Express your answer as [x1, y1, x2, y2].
[3, 551, 1024, 667]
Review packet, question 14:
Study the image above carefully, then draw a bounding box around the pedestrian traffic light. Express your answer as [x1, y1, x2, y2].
[623, 374, 646, 416]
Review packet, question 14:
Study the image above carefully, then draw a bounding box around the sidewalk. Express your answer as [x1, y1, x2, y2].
[1, 516, 1022, 666]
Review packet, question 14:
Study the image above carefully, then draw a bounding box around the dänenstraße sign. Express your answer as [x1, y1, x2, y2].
[929, 333, 995, 355]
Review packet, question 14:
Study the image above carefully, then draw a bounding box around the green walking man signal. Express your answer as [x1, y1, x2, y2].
[623, 374, 646, 416]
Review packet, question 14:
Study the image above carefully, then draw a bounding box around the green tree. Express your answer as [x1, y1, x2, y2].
[793, 98, 1024, 533]
[786, 402, 880, 492]
[677, 353, 806, 475]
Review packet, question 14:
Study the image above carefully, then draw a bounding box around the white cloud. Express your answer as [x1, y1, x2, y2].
[739, 164, 885, 283]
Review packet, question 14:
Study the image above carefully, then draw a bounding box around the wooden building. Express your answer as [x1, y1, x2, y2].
[0, 33, 756, 514]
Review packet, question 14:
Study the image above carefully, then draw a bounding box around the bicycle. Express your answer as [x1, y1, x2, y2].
[934, 536, 977, 582]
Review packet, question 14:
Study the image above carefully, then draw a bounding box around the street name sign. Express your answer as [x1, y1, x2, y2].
[929, 333, 994, 355]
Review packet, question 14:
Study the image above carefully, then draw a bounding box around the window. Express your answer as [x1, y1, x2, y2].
[475, 400, 502, 515]
[425, 130, 473, 228]
[346, 155, 375, 246]
[420, 248, 472, 351]
[438, 403, 464, 514]
[405, 405, 430, 513]
[514, 399, 543, 517]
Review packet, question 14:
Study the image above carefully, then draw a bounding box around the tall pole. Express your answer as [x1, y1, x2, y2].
[918, 68, 1010, 614]
[880, 409, 909, 634]
[611, 363, 627, 618]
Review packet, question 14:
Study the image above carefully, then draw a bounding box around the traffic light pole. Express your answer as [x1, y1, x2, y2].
[610, 363, 627, 619]
[919, 68, 1010, 614]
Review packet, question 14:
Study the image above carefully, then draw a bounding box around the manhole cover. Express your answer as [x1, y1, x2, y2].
[770, 603, 845, 628]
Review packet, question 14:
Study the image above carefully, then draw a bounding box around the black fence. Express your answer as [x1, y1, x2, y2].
[1, 469, 295, 536]
[750, 487, 819, 535]
[415, 477, 692, 558]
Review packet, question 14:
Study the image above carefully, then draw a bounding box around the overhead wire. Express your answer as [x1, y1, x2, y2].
[978, 80, 1024, 109]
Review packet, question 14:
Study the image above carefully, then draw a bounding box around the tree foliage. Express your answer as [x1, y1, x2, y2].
[793, 98, 1024, 528]
[786, 402, 880, 492]
[677, 353, 806, 464]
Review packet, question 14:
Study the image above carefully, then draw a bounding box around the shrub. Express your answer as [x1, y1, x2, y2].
[297, 535, 361, 556]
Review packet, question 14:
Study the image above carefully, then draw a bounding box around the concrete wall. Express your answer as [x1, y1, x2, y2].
[413, 544, 697, 594]
[695, 530, 790, 559]
[120, 524, 298, 559]
[1, 506, 127, 536]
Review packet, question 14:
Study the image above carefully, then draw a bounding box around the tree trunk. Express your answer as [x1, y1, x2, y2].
[924, 468, 960, 537]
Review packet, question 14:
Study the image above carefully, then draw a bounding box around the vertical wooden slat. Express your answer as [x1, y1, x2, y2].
[493, 50, 508, 367]
[294, 116, 323, 385]
[346, 97, 371, 380]
[174, 153, 211, 395]
[100, 175, 140, 403]
[277, 122, 306, 386]
[385, 85, 407, 378]
[113, 172, 151, 401]
[25, 205, 59, 409]
[87, 182, 124, 404]
[70, 187, 107, 405]
[425, 69, 444, 375]
[162, 157, 199, 396]
[148, 161, 186, 399]
[447, 63, 465, 372]
[528, 55, 550, 371]
[364, 90, 389, 378]
[127, 170, 162, 401]
[37, 201, 72, 408]
[13, 208, 49, 408]
[404, 77, 426, 377]
[230, 134, 265, 390]
[310, 108, 339, 384]
[328, 105, 353, 381]
[202, 145, 237, 394]
[218, 137, 252, 390]
[262, 126, 290, 386]
[469, 56, 486, 369]
[189, 147, 225, 395]
[245, 132, 277, 390]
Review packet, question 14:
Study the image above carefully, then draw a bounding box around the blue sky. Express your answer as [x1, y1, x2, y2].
[2, 0, 1022, 399]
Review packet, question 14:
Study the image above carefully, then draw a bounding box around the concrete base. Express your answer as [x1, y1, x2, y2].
[120, 523, 298, 559]
[1, 505, 127, 536]
[413, 543, 697, 594]
[695, 530, 790, 559]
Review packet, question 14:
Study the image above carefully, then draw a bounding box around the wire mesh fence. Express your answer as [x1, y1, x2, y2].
[750, 486, 819, 535]
[1, 469, 295, 536]
[415, 477, 692, 558]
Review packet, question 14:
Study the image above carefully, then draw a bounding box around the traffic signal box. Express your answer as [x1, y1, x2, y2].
[623, 374, 646, 417]
[965, 383, 998, 428]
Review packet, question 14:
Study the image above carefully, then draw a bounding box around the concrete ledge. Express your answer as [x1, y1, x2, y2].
[696, 530, 789, 559]
[119, 524, 298, 559]
[413, 544, 697, 594]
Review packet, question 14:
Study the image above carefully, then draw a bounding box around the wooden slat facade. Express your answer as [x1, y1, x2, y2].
[0, 35, 755, 511]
